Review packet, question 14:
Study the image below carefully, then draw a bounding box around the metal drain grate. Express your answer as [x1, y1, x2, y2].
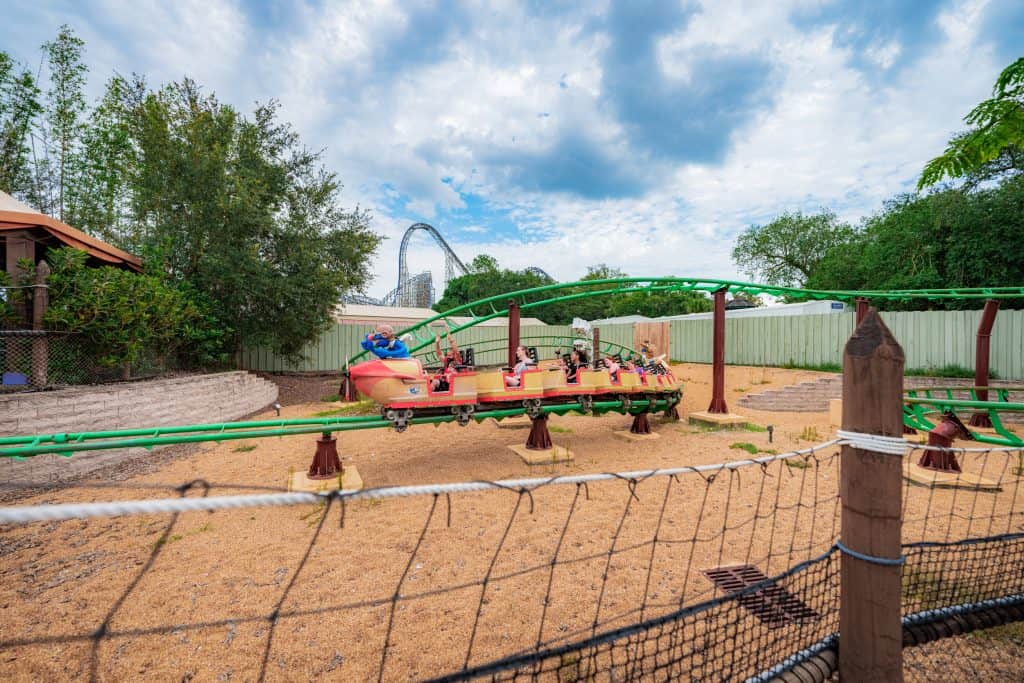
[703, 564, 819, 625]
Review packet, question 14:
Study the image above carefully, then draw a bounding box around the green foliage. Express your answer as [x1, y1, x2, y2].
[434, 260, 710, 323]
[732, 210, 855, 287]
[905, 365, 998, 380]
[807, 177, 1024, 308]
[920, 57, 1024, 188]
[729, 442, 759, 455]
[43, 247, 224, 372]
[0, 51, 42, 196]
[779, 361, 842, 373]
[4, 27, 381, 364]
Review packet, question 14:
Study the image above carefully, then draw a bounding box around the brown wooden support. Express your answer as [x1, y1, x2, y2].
[969, 299, 1000, 428]
[707, 288, 728, 413]
[308, 433, 343, 479]
[839, 309, 904, 682]
[592, 327, 600, 369]
[855, 297, 869, 325]
[918, 413, 970, 472]
[31, 260, 50, 387]
[508, 299, 521, 370]
[525, 414, 553, 450]
[629, 411, 652, 434]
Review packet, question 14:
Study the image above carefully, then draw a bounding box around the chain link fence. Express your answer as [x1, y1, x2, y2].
[0, 330, 183, 392]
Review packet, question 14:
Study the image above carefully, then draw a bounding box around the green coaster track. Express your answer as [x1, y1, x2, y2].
[344, 276, 1024, 366]
[903, 387, 1024, 447]
[0, 399, 675, 459]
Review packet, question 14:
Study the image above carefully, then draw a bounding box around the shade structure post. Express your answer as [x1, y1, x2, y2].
[839, 309, 905, 682]
[508, 299, 520, 370]
[30, 260, 50, 387]
[969, 299, 1000, 428]
[707, 288, 728, 413]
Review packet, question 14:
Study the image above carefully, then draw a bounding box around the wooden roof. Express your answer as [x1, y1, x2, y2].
[0, 191, 142, 271]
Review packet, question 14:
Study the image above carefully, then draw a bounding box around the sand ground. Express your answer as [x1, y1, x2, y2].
[0, 364, 1020, 681]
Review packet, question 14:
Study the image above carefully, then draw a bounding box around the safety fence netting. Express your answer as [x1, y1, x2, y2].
[0, 444, 843, 681]
[0, 441, 1022, 681]
[898, 445, 1024, 683]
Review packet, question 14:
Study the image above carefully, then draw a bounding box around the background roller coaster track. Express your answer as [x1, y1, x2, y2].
[903, 386, 1024, 447]
[0, 398, 674, 459]
[345, 277, 1024, 366]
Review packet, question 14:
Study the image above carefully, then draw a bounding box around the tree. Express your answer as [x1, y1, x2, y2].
[67, 74, 145, 248]
[35, 25, 88, 220]
[42, 247, 224, 375]
[128, 81, 380, 356]
[920, 57, 1024, 189]
[0, 52, 42, 196]
[807, 177, 1024, 309]
[732, 210, 855, 287]
[470, 253, 499, 272]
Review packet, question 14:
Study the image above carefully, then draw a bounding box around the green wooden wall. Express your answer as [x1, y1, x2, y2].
[240, 311, 1024, 379]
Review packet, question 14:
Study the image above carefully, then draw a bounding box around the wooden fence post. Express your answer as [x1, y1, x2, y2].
[839, 309, 905, 682]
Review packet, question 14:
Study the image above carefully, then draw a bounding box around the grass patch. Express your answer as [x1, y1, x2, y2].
[313, 399, 377, 417]
[730, 442, 759, 455]
[733, 387, 748, 393]
[905, 364, 998, 379]
[549, 425, 574, 434]
[780, 361, 842, 373]
[321, 393, 342, 402]
[232, 444, 257, 453]
[743, 423, 768, 432]
[785, 458, 809, 469]
[798, 426, 821, 442]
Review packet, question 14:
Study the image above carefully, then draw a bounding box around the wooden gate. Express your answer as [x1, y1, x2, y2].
[634, 322, 670, 360]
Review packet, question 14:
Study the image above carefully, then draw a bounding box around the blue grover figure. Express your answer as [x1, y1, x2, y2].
[361, 324, 411, 359]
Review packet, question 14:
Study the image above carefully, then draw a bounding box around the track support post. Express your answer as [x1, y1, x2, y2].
[308, 432, 343, 479]
[707, 288, 728, 413]
[839, 309, 904, 682]
[969, 299, 1000, 428]
[525, 414, 553, 450]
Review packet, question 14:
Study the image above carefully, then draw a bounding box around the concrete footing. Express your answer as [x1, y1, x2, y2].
[289, 465, 363, 493]
[613, 430, 661, 442]
[687, 410, 748, 428]
[508, 443, 573, 465]
[902, 463, 1000, 491]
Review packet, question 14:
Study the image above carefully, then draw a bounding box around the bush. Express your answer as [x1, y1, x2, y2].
[42, 247, 225, 375]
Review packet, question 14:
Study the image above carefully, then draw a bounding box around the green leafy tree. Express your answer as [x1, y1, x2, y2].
[67, 74, 145, 247]
[128, 81, 379, 356]
[808, 177, 1024, 309]
[0, 52, 42, 196]
[43, 247, 224, 375]
[732, 210, 855, 287]
[920, 57, 1024, 189]
[34, 25, 88, 220]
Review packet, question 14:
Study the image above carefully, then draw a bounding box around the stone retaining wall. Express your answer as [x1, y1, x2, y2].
[0, 372, 278, 483]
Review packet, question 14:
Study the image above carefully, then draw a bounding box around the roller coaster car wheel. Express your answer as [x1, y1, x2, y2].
[388, 408, 414, 432]
[451, 404, 475, 426]
[523, 398, 543, 418]
[577, 395, 594, 414]
[618, 394, 632, 411]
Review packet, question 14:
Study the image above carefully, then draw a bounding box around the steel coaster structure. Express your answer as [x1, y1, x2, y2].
[903, 387, 1024, 447]
[341, 223, 555, 308]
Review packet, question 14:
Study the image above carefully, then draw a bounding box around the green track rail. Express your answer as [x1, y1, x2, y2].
[0, 399, 675, 459]
[903, 386, 1024, 446]
[346, 277, 1024, 367]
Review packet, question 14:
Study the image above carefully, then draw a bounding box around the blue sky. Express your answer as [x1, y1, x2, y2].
[3, 0, 1021, 297]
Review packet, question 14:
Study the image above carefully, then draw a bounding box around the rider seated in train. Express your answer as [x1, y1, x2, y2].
[624, 357, 645, 378]
[361, 324, 411, 359]
[431, 328, 462, 392]
[506, 345, 536, 387]
[603, 355, 621, 382]
[556, 347, 584, 384]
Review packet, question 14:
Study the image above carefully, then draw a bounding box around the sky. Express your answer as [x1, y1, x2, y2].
[3, 0, 1022, 298]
